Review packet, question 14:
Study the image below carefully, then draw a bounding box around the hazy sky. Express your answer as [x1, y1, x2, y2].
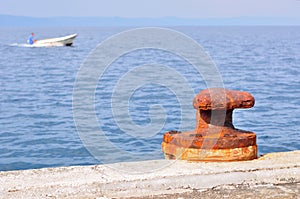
[1, 0, 300, 18]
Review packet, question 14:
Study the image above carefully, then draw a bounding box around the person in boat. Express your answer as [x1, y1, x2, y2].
[27, 33, 36, 45]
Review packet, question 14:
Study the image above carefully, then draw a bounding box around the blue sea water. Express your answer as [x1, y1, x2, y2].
[0, 26, 299, 171]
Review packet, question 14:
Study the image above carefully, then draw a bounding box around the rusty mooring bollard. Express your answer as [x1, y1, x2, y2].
[162, 88, 257, 161]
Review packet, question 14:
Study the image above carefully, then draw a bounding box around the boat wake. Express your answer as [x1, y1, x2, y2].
[9, 43, 37, 48]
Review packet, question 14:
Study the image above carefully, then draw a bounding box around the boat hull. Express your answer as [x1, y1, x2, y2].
[33, 34, 77, 47]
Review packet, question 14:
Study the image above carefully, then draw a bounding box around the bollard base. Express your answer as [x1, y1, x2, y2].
[162, 142, 257, 162]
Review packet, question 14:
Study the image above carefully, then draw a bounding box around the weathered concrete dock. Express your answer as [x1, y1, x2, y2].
[0, 150, 299, 198]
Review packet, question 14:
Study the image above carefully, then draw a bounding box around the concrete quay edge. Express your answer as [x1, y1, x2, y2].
[0, 150, 299, 198]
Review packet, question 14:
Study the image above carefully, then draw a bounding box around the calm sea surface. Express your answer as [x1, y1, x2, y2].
[0, 26, 299, 171]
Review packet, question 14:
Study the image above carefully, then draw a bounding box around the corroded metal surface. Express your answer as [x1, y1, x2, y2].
[193, 88, 255, 110]
[162, 88, 257, 162]
[163, 129, 256, 149]
[162, 142, 257, 162]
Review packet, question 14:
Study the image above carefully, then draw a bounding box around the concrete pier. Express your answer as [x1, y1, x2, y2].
[0, 150, 299, 198]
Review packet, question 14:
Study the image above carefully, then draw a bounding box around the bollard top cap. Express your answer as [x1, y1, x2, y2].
[193, 88, 255, 110]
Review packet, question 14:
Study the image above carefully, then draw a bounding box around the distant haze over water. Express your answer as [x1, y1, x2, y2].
[1, 15, 300, 27]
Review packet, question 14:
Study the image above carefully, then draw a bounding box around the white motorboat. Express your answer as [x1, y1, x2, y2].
[31, 33, 77, 47]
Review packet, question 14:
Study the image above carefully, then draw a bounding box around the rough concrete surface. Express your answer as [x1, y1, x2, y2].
[0, 150, 299, 199]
